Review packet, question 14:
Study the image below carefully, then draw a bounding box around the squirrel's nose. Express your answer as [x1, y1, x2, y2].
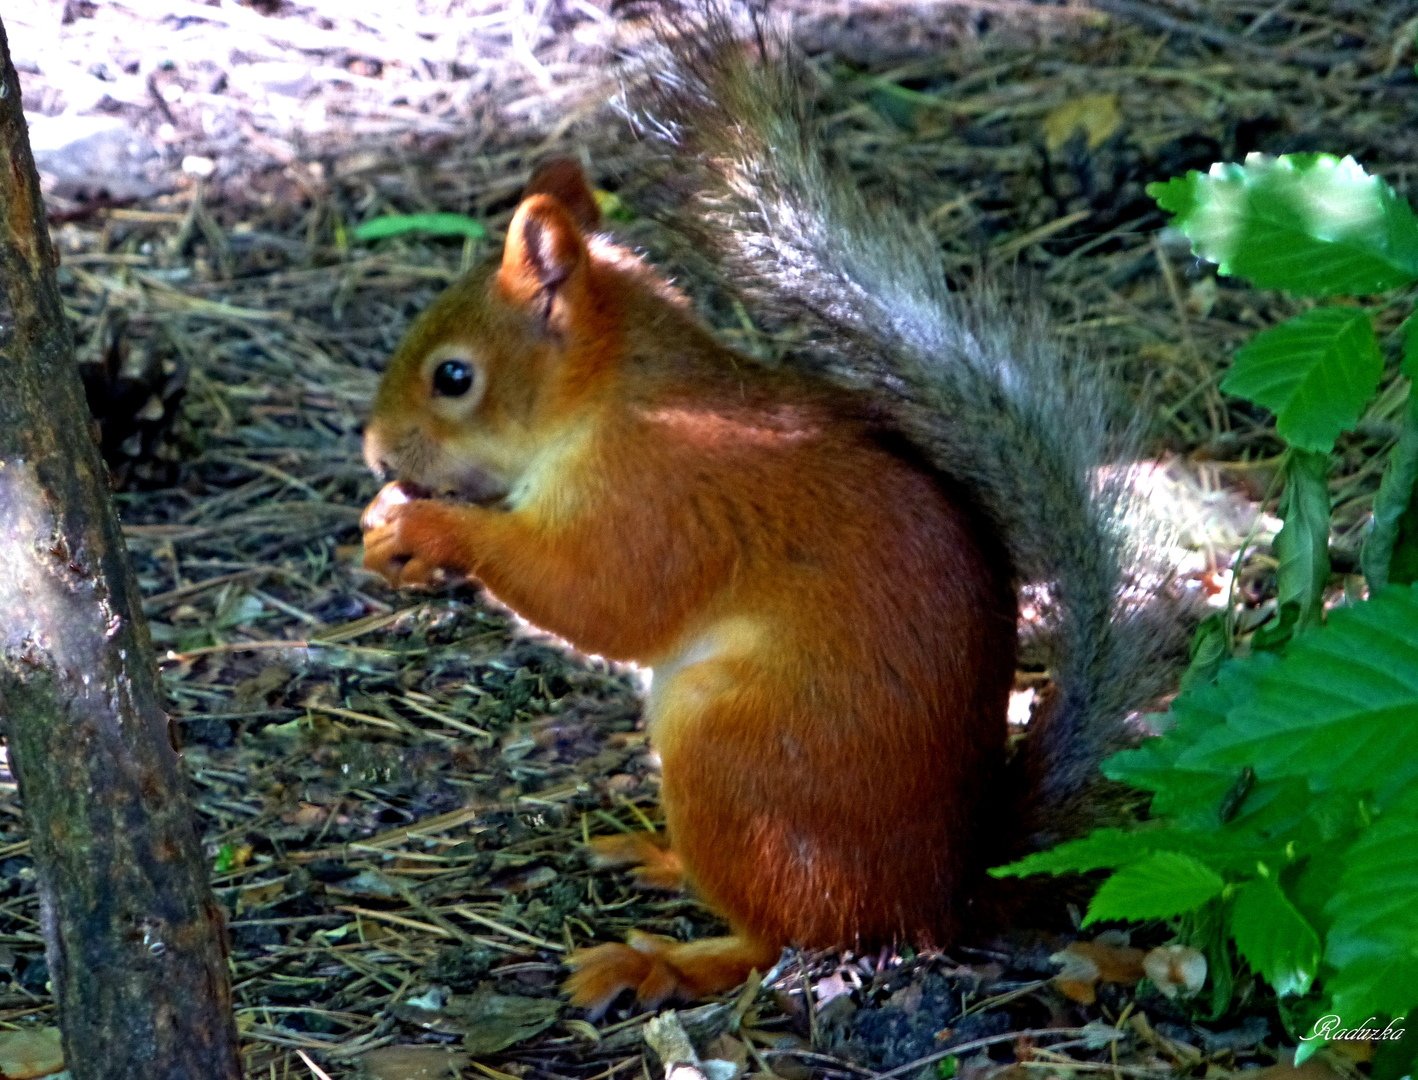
[361, 424, 392, 479]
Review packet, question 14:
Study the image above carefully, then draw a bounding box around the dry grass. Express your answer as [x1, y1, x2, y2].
[2, 0, 1415, 1076]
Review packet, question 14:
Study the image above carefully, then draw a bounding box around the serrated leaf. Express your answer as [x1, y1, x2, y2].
[1148, 154, 1418, 296]
[1325, 806, 1418, 1022]
[1231, 876, 1321, 997]
[1110, 655, 1272, 783]
[1083, 851, 1225, 924]
[1215, 780, 1328, 854]
[991, 828, 1164, 878]
[1181, 585, 1418, 801]
[1222, 308, 1381, 453]
[1363, 386, 1418, 590]
[1271, 449, 1333, 627]
[1327, 965, 1418, 1052]
[1105, 654, 1280, 831]
[352, 213, 488, 242]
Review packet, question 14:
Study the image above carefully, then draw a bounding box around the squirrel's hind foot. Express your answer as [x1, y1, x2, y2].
[564, 930, 778, 1015]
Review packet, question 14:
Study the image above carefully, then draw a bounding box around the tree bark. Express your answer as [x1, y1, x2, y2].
[0, 18, 241, 1080]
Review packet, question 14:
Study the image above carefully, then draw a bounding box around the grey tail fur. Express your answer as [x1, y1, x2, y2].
[628, 2, 1185, 851]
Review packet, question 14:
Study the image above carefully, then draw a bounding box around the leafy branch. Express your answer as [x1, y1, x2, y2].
[1000, 153, 1418, 1076]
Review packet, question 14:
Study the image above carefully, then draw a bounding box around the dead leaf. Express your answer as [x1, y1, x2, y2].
[1053, 977, 1097, 1006]
[811, 971, 854, 1008]
[1050, 938, 1146, 1004]
[282, 802, 329, 829]
[0, 1026, 63, 1080]
[393, 985, 561, 1055]
[1127, 1011, 1203, 1067]
[329, 869, 410, 901]
[644, 1011, 740, 1080]
[236, 878, 283, 914]
[702, 1033, 749, 1071]
[1042, 93, 1122, 151]
[232, 664, 293, 709]
[460, 990, 561, 1055]
[757, 1034, 814, 1080]
[357, 1045, 470, 1080]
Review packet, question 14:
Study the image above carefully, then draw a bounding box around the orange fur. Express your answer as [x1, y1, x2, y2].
[361, 159, 1018, 1012]
[587, 833, 687, 891]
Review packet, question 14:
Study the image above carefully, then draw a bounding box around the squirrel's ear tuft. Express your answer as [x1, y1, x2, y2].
[523, 158, 601, 232]
[500, 194, 587, 315]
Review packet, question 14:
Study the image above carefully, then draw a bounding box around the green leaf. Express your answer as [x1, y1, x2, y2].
[1106, 657, 1274, 829]
[1181, 585, 1418, 801]
[858, 71, 941, 131]
[1271, 449, 1333, 629]
[593, 189, 636, 224]
[1216, 766, 1257, 825]
[1363, 384, 1418, 590]
[990, 827, 1163, 878]
[1371, 1035, 1418, 1080]
[1251, 598, 1301, 652]
[1083, 851, 1225, 924]
[867, 85, 925, 130]
[1184, 902, 1238, 1021]
[1148, 154, 1418, 296]
[1231, 875, 1321, 997]
[1179, 612, 1230, 694]
[1109, 654, 1274, 789]
[1288, 834, 1362, 935]
[1108, 652, 1335, 863]
[1403, 314, 1418, 378]
[1222, 307, 1382, 453]
[212, 843, 241, 875]
[352, 213, 488, 242]
[1324, 804, 1418, 1022]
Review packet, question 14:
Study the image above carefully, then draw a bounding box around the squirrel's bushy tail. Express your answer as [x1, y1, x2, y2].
[630, 3, 1185, 850]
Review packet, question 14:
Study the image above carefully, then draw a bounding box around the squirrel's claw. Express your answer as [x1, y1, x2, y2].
[587, 833, 687, 891]
[361, 485, 470, 590]
[564, 935, 681, 1018]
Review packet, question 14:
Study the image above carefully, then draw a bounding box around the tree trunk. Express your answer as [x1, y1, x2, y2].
[0, 18, 241, 1080]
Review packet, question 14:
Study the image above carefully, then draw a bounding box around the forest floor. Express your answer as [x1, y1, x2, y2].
[4, 0, 1417, 1078]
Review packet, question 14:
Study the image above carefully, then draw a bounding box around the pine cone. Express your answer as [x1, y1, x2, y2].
[78, 310, 189, 489]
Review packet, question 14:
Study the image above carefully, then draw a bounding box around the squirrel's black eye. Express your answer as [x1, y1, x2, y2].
[432, 359, 475, 398]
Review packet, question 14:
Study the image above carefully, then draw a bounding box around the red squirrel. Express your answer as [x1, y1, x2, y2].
[360, 8, 1180, 1014]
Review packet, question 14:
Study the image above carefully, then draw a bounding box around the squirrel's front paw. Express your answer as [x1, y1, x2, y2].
[361, 483, 470, 590]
